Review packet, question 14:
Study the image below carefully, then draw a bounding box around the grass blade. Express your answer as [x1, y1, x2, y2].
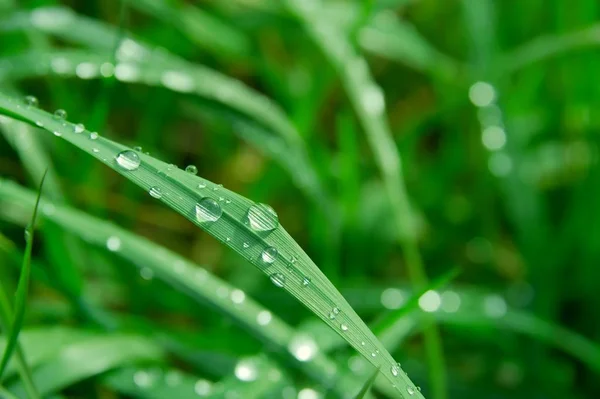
[0, 92, 421, 397]
[282, 1, 444, 397]
[0, 179, 356, 395]
[0, 171, 46, 382]
[355, 366, 379, 399]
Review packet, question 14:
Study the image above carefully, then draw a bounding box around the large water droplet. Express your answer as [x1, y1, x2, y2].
[115, 150, 141, 171]
[24, 95, 38, 108]
[246, 203, 279, 232]
[261, 247, 278, 264]
[185, 165, 198, 174]
[195, 198, 222, 222]
[270, 272, 285, 287]
[149, 186, 162, 199]
[89, 132, 98, 140]
[53, 109, 67, 120]
[73, 123, 85, 133]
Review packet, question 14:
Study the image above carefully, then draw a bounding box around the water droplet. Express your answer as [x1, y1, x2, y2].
[198, 182, 206, 189]
[92, 148, 99, 153]
[302, 276, 311, 287]
[391, 364, 399, 377]
[24, 95, 38, 107]
[73, 123, 84, 133]
[246, 203, 279, 232]
[226, 237, 231, 242]
[35, 121, 44, 127]
[270, 272, 285, 287]
[225, 199, 231, 204]
[333, 307, 340, 315]
[53, 131, 62, 137]
[149, 186, 162, 199]
[90, 132, 98, 140]
[106, 236, 121, 252]
[261, 247, 278, 264]
[115, 150, 141, 171]
[213, 184, 223, 191]
[243, 242, 250, 249]
[340, 323, 348, 331]
[407, 386, 415, 395]
[360, 341, 365, 346]
[133, 146, 142, 151]
[53, 109, 67, 120]
[290, 255, 298, 264]
[371, 352, 377, 357]
[195, 198, 222, 223]
[185, 165, 198, 174]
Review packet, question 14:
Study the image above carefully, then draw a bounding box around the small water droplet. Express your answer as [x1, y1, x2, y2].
[407, 386, 415, 396]
[270, 273, 285, 287]
[246, 203, 279, 232]
[198, 182, 206, 189]
[333, 307, 340, 315]
[53, 109, 67, 120]
[90, 132, 98, 140]
[53, 131, 62, 137]
[218, 197, 224, 202]
[226, 237, 231, 242]
[35, 121, 44, 127]
[290, 255, 297, 264]
[261, 247, 278, 264]
[92, 148, 99, 153]
[195, 198, 222, 222]
[391, 364, 399, 377]
[302, 276, 311, 287]
[329, 311, 336, 320]
[73, 123, 85, 133]
[213, 184, 223, 191]
[149, 186, 162, 199]
[243, 242, 250, 248]
[133, 146, 142, 151]
[340, 323, 348, 331]
[24, 95, 38, 107]
[185, 165, 198, 174]
[360, 341, 365, 346]
[115, 150, 141, 171]
[225, 199, 231, 204]
[371, 352, 377, 357]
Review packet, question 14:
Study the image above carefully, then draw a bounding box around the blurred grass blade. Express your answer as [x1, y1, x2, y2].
[0, 92, 420, 397]
[354, 367, 379, 399]
[282, 1, 443, 397]
[0, 179, 356, 395]
[8, 334, 163, 397]
[0, 282, 39, 398]
[0, 171, 46, 383]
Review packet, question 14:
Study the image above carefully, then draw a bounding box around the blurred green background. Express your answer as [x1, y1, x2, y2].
[1, 0, 599, 398]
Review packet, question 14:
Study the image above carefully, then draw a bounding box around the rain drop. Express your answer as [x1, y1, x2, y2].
[90, 132, 98, 140]
[115, 150, 141, 171]
[302, 276, 311, 287]
[198, 182, 206, 189]
[133, 146, 142, 151]
[53, 131, 62, 137]
[270, 273, 285, 287]
[246, 203, 279, 232]
[213, 184, 222, 191]
[149, 186, 162, 199]
[391, 364, 399, 377]
[243, 242, 250, 249]
[24, 95, 38, 107]
[261, 247, 278, 264]
[340, 323, 348, 331]
[195, 198, 222, 223]
[73, 123, 85, 133]
[185, 165, 198, 175]
[53, 109, 67, 120]
[407, 386, 415, 396]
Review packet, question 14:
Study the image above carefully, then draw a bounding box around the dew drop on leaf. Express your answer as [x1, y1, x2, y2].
[24, 95, 38, 108]
[149, 186, 162, 199]
[246, 203, 279, 232]
[195, 198, 222, 222]
[261, 246, 278, 264]
[270, 272, 285, 287]
[53, 109, 67, 120]
[73, 123, 85, 133]
[185, 165, 198, 174]
[115, 150, 141, 171]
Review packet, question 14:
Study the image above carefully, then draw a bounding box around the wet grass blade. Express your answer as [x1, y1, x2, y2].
[0, 171, 46, 382]
[0, 178, 356, 395]
[0, 91, 418, 397]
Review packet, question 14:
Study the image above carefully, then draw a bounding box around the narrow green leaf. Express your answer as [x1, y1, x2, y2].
[0, 91, 416, 397]
[0, 171, 46, 381]
[354, 366, 379, 399]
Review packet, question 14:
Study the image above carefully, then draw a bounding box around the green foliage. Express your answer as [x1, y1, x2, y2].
[1, 0, 600, 398]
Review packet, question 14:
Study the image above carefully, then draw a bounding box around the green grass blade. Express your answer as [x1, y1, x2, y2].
[282, 1, 444, 397]
[0, 179, 356, 395]
[354, 367, 379, 399]
[0, 171, 46, 382]
[8, 334, 163, 397]
[0, 282, 39, 399]
[0, 92, 420, 397]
